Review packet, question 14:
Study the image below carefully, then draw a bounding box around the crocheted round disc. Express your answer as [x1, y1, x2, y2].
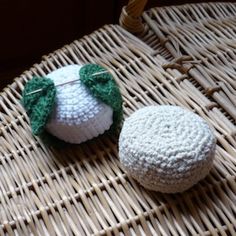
[46, 65, 113, 144]
[119, 106, 216, 193]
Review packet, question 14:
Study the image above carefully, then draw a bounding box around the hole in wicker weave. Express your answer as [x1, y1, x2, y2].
[204, 7, 218, 20]
[225, 5, 236, 15]
[181, 8, 197, 23]
[217, 106, 236, 126]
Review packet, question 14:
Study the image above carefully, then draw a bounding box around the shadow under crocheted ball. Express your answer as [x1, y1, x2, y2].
[118, 105, 216, 193]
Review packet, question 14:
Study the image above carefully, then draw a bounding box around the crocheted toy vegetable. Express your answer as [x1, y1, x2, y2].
[22, 64, 123, 144]
[119, 105, 216, 193]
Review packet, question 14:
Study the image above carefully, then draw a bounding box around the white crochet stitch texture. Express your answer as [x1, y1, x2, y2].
[119, 105, 216, 193]
[46, 65, 113, 144]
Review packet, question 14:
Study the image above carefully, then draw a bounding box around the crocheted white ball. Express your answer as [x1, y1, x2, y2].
[119, 105, 216, 193]
[46, 65, 113, 144]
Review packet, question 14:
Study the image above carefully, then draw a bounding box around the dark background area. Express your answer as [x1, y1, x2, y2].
[0, 0, 231, 89]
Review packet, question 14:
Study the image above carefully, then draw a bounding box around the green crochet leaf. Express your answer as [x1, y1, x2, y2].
[22, 76, 56, 135]
[79, 64, 123, 130]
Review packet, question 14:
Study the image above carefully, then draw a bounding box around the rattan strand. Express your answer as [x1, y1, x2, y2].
[0, 2, 235, 235]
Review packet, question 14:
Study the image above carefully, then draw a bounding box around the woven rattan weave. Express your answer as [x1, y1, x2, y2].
[0, 1, 235, 235]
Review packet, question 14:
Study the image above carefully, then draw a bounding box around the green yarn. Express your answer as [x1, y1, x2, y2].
[79, 64, 123, 130]
[22, 76, 56, 135]
[21, 64, 123, 147]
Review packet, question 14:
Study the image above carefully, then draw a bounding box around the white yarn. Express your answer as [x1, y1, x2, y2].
[119, 105, 216, 193]
[46, 65, 113, 144]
